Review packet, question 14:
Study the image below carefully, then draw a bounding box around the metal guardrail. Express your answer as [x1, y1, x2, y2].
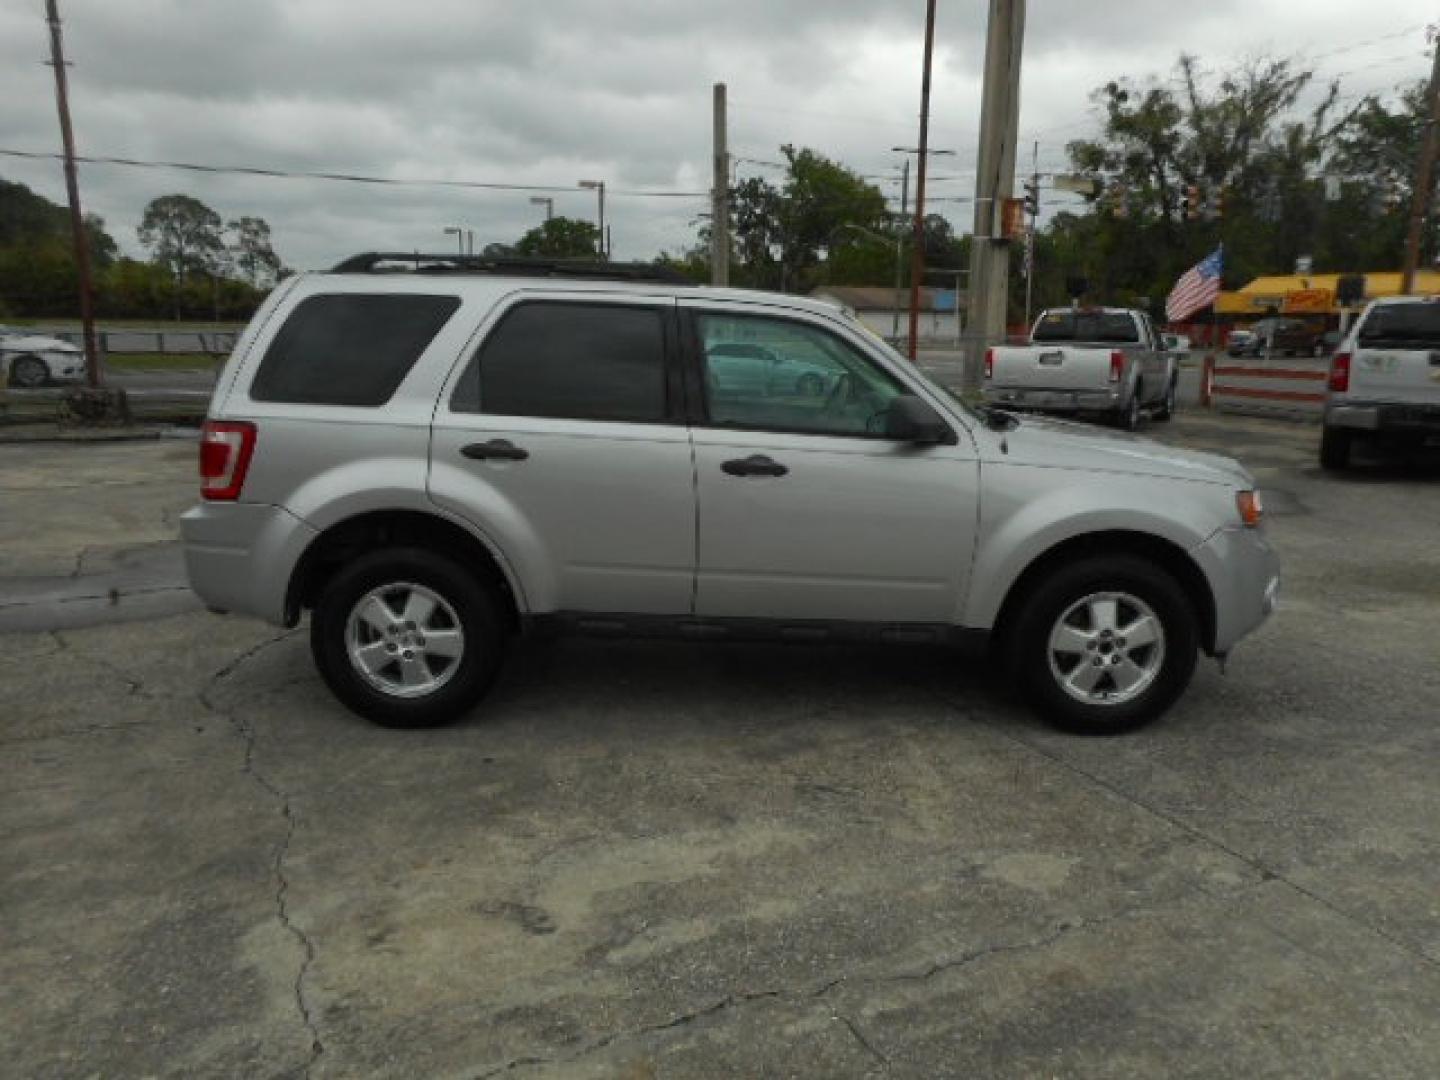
[0, 386, 210, 426]
[29, 328, 240, 355]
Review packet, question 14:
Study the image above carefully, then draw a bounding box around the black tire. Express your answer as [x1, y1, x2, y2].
[309, 546, 506, 728]
[1009, 555, 1199, 735]
[1319, 425, 1352, 471]
[10, 355, 48, 388]
[1114, 391, 1141, 431]
[797, 372, 825, 397]
[1152, 377, 1177, 422]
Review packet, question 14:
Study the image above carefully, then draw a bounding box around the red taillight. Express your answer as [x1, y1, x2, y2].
[984, 347, 995, 379]
[1328, 351, 1351, 393]
[200, 420, 257, 501]
[1109, 351, 1125, 383]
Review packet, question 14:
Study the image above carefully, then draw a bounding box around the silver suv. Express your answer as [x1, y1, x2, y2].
[182, 254, 1279, 734]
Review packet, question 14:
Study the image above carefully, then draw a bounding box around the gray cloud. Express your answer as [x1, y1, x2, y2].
[1, 0, 1432, 271]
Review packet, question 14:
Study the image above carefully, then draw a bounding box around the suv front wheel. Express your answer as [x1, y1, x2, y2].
[310, 547, 506, 728]
[1011, 555, 1199, 734]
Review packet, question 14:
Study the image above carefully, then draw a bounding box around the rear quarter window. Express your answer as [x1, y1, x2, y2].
[250, 293, 460, 406]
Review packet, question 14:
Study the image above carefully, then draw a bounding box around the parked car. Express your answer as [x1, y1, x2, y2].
[705, 342, 837, 398]
[0, 327, 85, 387]
[983, 307, 1179, 430]
[182, 254, 1279, 735]
[1227, 317, 1325, 358]
[1320, 294, 1440, 469]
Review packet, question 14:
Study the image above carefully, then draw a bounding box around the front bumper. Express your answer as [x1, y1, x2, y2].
[982, 386, 1123, 412]
[180, 501, 318, 626]
[1193, 526, 1281, 655]
[1325, 401, 1440, 435]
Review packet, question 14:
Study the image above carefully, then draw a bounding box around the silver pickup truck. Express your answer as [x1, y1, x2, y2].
[983, 307, 1179, 430]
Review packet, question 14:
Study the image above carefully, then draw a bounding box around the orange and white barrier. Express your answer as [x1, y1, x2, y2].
[1201, 354, 1327, 420]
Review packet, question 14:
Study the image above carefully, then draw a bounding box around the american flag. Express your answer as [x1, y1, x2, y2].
[1165, 247, 1223, 322]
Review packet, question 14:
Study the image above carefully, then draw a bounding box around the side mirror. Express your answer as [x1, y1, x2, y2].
[885, 394, 955, 445]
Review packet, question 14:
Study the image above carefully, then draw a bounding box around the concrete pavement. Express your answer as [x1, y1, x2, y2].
[2, 412, 1439, 1078]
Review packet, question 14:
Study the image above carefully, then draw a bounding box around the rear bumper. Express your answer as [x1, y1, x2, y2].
[1326, 401, 1440, 435]
[982, 386, 1124, 412]
[1193, 526, 1281, 655]
[180, 501, 317, 625]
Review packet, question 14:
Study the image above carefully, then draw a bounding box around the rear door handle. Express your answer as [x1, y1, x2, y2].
[461, 439, 529, 461]
[721, 454, 788, 478]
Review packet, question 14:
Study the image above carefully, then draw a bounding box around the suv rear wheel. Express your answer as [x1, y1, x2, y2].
[310, 547, 506, 728]
[1010, 555, 1199, 734]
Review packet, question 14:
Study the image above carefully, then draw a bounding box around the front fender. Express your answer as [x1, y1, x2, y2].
[960, 463, 1227, 629]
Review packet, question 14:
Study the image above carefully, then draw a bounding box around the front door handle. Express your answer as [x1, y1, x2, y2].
[461, 439, 529, 461]
[721, 454, 788, 478]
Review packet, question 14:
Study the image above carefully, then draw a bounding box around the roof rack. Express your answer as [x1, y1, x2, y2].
[330, 252, 694, 285]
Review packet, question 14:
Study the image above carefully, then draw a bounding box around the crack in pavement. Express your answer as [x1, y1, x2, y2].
[197, 630, 325, 1078]
[933, 691, 1440, 975]
[471, 890, 1200, 1078]
[50, 628, 147, 697]
[834, 1012, 889, 1070]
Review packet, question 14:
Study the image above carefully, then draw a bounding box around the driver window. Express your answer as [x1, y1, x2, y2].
[697, 312, 905, 437]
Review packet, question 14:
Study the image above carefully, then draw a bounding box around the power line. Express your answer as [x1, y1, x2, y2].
[0, 147, 708, 199]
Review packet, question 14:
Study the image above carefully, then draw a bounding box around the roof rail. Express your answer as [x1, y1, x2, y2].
[330, 252, 694, 285]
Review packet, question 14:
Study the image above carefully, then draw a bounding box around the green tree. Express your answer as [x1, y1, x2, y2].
[138, 194, 226, 280]
[725, 146, 890, 292]
[512, 216, 602, 258]
[227, 215, 283, 285]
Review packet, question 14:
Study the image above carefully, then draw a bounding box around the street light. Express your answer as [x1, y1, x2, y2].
[442, 226, 464, 255]
[529, 196, 554, 221]
[833, 223, 907, 343]
[578, 180, 606, 258]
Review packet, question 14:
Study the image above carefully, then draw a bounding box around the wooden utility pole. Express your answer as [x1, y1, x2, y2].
[963, 0, 1026, 391]
[44, 0, 100, 388]
[1401, 27, 1440, 295]
[906, 0, 938, 361]
[711, 82, 730, 286]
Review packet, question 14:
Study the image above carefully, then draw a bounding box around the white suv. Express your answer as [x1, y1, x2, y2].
[182, 254, 1279, 734]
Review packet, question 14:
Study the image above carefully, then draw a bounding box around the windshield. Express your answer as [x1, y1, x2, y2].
[1357, 303, 1440, 347]
[1032, 310, 1140, 344]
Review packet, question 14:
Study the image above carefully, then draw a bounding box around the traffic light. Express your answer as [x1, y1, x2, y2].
[1022, 177, 1040, 218]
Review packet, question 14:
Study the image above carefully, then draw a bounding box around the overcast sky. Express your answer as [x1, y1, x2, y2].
[1, 0, 1434, 272]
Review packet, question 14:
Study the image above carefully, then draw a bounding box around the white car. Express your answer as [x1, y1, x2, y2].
[0, 327, 86, 387]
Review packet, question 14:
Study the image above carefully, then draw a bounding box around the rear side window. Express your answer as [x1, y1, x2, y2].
[452, 301, 667, 422]
[1357, 303, 1440, 347]
[1032, 311, 1139, 343]
[251, 293, 460, 406]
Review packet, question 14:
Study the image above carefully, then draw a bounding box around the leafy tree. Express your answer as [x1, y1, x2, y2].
[227, 215, 283, 286]
[0, 177, 117, 268]
[726, 146, 890, 292]
[138, 194, 226, 280]
[512, 216, 602, 258]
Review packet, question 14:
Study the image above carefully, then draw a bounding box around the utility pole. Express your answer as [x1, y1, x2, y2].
[963, 0, 1027, 391]
[44, 0, 100, 389]
[1023, 140, 1039, 328]
[578, 179, 606, 258]
[711, 82, 730, 286]
[907, 0, 939, 361]
[892, 158, 909, 341]
[1401, 25, 1440, 294]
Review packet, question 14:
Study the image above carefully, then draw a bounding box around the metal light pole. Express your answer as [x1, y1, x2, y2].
[529, 196, 554, 221]
[578, 180, 606, 258]
[442, 226, 464, 255]
[44, 0, 99, 389]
